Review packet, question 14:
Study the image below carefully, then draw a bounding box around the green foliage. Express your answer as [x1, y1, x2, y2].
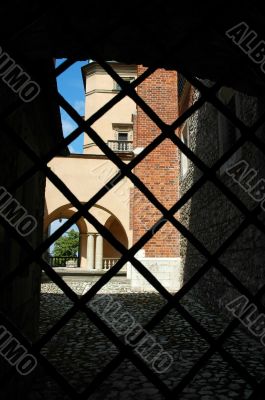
[53, 229, 79, 257]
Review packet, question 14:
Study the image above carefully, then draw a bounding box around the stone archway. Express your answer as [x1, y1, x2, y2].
[103, 215, 128, 269]
[44, 204, 88, 268]
[44, 200, 131, 270]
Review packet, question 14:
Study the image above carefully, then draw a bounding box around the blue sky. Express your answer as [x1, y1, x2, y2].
[56, 59, 88, 154]
[49, 60, 86, 252]
[49, 218, 79, 254]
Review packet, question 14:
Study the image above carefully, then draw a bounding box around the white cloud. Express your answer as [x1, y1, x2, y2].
[74, 100, 85, 114]
[50, 219, 66, 235]
[61, 119, 76, 136]
[68, 144, 75, 153]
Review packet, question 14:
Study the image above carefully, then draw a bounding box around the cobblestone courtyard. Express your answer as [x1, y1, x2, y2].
[25, 277, 265, 400]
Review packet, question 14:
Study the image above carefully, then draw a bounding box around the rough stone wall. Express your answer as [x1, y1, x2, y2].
[179, 86, 265, 313]
[132, 66, 179, 258]
[0, 58, 64, 399]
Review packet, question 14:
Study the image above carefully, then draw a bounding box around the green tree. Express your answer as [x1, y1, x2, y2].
[53, 229, 79, 257]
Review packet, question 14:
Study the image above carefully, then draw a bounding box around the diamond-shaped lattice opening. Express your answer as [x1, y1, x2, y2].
[180, 100, 241, 169]
[40, 310, 120, 393]
[179, 268, 244, 338]
[133, 139, 180, 209]
[219, 224, 265, 295]
[58, 106, 79, 143]
[25, 366, 74, 400]
[223, 322, 265, 383]
[178, 180, 245, 253]
[218, 142, 265, 211]
[38, 280, 80, 337]
[90, 359, 165, 400]
[131, 67, 180, 126]
[181, 353, 253, 399]
[85, 288, 167, 326]
[149, 307, 210, 390]
[128, 186, 164, 234]
[217, 87, 265, 128]
[45, 156, 122, 205]
[55, 60, 87, 153]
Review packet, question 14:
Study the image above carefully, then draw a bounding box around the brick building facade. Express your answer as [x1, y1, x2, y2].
[45, 62, 183, 292]
[129, 67, 182, 291]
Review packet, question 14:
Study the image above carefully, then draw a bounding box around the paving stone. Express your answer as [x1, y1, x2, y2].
[25, 278, 265, 400]
[229, 383, 241, 391]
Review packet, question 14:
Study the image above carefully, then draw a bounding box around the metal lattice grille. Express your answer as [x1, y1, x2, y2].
[1, 37, 265, 400]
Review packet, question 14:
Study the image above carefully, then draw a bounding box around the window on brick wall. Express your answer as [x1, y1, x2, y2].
[218, 89, 241, 175]
[180, 122, 189, 178]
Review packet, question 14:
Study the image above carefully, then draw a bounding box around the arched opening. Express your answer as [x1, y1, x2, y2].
[44, 205, 88, 268]
[44, 204, 129, 270]
[46, 219, 80, 267]
[103, 216, 128, 269]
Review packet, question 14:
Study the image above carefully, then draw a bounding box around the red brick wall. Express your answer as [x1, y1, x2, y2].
[132, 66, 180, 257]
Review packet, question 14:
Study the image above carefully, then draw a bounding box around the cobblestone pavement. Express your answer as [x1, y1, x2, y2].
[25, 278, 265, 400]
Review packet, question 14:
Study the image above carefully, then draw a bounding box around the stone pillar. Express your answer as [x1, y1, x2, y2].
[79, 233, 87, 268]
[95, 234, 103, 270]
[87, 234, 95, 269]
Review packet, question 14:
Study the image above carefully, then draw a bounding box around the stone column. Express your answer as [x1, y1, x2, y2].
[79, 233, 87, 268]
[95, 234, 103, 270]
[87, 234, 95, 270]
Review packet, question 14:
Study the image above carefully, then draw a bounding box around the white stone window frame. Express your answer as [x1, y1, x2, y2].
[218, 88, 242, 175]
[112, 123, 133, 141]
[180, 121, 190, 179]
[113, 76, 135, 91]
[118, 132, 129, 141]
